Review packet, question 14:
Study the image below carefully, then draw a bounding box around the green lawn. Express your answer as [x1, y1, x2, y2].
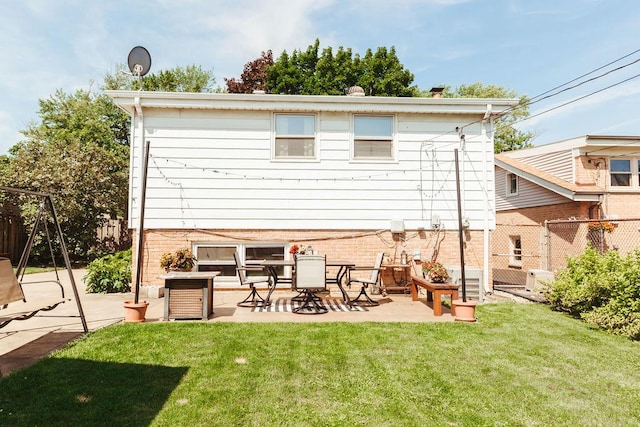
[1, 302, 639, 426]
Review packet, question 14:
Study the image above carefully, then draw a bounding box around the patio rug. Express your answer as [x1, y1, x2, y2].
[252, 298, 367, 313]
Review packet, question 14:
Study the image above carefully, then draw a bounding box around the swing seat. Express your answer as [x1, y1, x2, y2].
[0, 258, 68, 329]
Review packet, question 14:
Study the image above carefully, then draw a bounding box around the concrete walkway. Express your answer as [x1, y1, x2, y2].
[0, 269, 472, 377]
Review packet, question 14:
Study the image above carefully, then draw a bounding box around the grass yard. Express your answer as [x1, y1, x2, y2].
[0, 302, 639, 426]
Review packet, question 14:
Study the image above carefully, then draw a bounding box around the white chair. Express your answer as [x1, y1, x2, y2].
[234, 252, 272, 307]
[346, 252, 384, 307]
[293, 254, 328, 314]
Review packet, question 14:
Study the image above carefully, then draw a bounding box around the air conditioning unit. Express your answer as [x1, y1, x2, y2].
[526, 269, 554, 293]
[446, 266, 483, 302]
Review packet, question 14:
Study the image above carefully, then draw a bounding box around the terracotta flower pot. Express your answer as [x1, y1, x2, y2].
[123, 300, 149, 323]
[452, 299, 477, 322]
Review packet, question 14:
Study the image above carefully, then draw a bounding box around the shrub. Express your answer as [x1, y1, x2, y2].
[546, 245, 640, 340]
[84, 249, 132, 293]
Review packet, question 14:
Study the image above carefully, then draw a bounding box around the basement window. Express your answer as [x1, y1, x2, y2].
[509, 235, 522, 268]
[195, 244, 287, 280]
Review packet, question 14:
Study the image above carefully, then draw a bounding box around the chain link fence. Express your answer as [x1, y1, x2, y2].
[492, 224, 544, 286]
[492, 218, 640, 287]
[546, 218, 640, 272]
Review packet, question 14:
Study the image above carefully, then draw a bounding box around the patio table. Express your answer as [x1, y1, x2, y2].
[259, 259, 354, 305]
[257, 259, 294, 305]
[327, 261, 355, 304]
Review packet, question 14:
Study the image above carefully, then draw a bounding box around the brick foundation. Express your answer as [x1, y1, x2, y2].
[131, 228, 487, 288]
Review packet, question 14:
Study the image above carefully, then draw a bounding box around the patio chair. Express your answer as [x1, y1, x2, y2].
[292, 254, 328, 314]
[234, 252, 272, 307]
[346, 252, 384, 307]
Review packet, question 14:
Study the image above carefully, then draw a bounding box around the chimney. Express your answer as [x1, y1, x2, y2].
[430, 87, 444, 99]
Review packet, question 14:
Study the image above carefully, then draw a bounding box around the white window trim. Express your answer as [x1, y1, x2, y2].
[350, 114, 398, 163]
[506, 173, 519, 197]
[609, 157, 638, 189]
[271, 113, 319, 162]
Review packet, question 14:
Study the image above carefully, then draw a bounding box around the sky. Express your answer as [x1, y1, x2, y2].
[1, 0, 639, 154]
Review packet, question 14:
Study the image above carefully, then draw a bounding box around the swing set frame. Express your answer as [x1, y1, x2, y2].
[0, 187, 88, 332]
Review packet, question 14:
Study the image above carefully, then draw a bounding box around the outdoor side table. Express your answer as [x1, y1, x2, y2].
[380, 264, 411, 294]
[160, 272, 219, 320]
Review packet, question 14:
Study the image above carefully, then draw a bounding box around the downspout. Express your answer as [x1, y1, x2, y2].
[481, 104, 492, 294]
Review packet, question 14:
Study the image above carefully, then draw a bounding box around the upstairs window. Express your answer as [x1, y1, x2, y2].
[274, 114, 316, 159]
[506, 173, 519, 196]
[610, 159, 631, 187]
[353, 115, 394, 160]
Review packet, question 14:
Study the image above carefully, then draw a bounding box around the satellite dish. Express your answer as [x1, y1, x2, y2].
[127, 46, 151, 77]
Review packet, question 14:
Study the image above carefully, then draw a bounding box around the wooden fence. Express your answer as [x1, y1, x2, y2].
[0, 214, 131, 263]
[0, 214, 25, 262]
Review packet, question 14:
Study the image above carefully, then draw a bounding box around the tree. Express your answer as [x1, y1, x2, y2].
[265, 39, 416, 96]
[16, 88, 129, 155]
[358, 47, 415, 96]
[3, 138, 128, 261]
[103, 64, 217, 93]
[225, 51, 274, 93]
[420, 82, 533, 153]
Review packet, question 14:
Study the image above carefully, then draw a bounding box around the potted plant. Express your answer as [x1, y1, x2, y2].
[423, 261, 449, 283]
[160, 247, 197, 272]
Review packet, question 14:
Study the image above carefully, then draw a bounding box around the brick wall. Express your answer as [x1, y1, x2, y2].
[132, 228, 486, 287]
[497, 201, 592, 225]
[575, 156, 605, 187]
[604, 193, 640, 219]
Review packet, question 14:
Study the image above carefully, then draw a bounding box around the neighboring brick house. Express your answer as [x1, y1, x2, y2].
[493, 135, 640, 287]
[107, 90, 517, 294]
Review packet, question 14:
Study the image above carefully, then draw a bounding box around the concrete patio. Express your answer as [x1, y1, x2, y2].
[0, 269, 493, 377]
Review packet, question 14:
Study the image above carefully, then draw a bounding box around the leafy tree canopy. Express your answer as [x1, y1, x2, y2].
[261, 39, 415, 96]
[2, 138, 128, 260]
[15, 87, 129, 156]
[225, 50, 274, 93]
[103, 64, 217, 93]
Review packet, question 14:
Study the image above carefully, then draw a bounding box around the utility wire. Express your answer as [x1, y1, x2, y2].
[527, 48, 640, 103]
[526, 56, 640, 108]
[514, 72, 640, 125]
[436, 47, 640, 142]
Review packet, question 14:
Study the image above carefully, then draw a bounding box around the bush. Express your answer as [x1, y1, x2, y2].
[84, 249, 132, 293]
[546, 245, 640, 340]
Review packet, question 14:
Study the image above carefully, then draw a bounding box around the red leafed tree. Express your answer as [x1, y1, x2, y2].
[225, 50, 274, 93]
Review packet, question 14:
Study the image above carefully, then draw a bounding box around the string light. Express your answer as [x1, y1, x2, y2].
[149, 154, 415, 182]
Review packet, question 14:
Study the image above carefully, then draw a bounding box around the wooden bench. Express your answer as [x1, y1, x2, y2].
[410, 275, 459, 316]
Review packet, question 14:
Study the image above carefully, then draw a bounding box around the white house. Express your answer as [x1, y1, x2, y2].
[107, 90, 517, 293]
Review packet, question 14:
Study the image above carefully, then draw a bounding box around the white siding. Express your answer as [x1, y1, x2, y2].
[128, 107, 497, 231]
[508, 149, 574, 181]
[495, 166, 569, 210]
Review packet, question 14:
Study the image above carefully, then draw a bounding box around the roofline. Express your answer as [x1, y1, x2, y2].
[505, 134, 640, 159]
[105, 90, 519, 116]
[495, 155, 602, 202]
